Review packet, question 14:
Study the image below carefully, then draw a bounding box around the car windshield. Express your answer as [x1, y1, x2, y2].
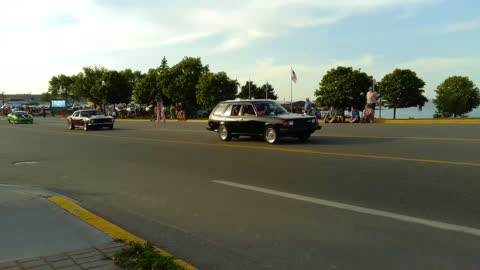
[13, 112, 29, 117]
[253, 101, 289, 115]
[80, 110, 103, 117]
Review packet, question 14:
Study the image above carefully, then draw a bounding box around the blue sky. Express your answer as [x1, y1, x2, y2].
[0, 0, 479, 100]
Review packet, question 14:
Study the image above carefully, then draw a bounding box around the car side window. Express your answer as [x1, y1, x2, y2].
[213, 103, 228, 116]
[230, 104, 242, 116]
[73, 112, 80, 117]
[223, 105, 232, 116]
[241, 104, 256, 116]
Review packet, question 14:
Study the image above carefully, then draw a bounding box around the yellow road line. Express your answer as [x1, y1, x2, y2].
[48, 196, 197, 270]
[314, 134, 480, 142]
[64, 132, 480, 167]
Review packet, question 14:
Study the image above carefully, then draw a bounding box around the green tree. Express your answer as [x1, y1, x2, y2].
[163, 57, 209, 115]
[48, 74, 74, 104]
[433, 76, 480, 118]
[121, 69, 144, 98]
[260, 83, 278, 100]
[101, 70, 133, 105]
[72, 66, 108, 106]
[237, 81, 259, 99]
[133, 69, 162, 106]
[196, 71, 238, 109]
[314, 66, 373, 111]
[157, 56, 169, 71]
[378, 69, 428, 119]
[40, 92, 54, 103]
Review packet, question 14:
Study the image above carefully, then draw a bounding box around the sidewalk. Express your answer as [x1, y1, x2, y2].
[0, 185, 124, 270]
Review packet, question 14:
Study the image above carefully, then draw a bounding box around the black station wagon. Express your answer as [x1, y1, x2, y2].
[207, 99, 321, 144]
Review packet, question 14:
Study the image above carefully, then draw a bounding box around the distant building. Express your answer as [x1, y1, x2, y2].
[1, 94, 43, 106]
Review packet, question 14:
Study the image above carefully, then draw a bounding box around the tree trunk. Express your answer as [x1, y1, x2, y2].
[393, 107, 397, 119]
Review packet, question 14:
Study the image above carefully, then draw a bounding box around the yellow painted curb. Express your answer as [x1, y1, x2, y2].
[375, 119, 480, 124]
[48, 196, 197, 270]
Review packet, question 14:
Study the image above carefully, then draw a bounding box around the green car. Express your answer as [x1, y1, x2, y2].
[8, 111, 34, 124]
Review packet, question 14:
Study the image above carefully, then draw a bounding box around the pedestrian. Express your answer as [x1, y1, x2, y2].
[51, 109, 55, 117]
[160, 101, 166, 123]
[362, 104, 375, 123]
[304, 97, 313, 115]
[42, 109, 46, 118]
[350, 107, 360, 123]
[170, 106, 176, 120]
[366, 87, 379, 111]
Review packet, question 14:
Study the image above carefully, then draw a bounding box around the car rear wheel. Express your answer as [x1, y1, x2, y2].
[218, 124, 232, 141]
[298, 132, 311, 142]
[264, 126, 279, 144]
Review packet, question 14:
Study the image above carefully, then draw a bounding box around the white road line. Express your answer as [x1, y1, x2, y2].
[213, 180, 480, 238]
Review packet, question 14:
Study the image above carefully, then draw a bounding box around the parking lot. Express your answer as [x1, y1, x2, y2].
[1, 118, 480, 270]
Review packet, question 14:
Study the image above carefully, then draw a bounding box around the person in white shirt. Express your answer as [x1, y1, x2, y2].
[366, 87, 379, 110]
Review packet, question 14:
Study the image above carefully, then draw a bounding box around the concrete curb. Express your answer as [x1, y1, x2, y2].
[48, 196, 197, 270]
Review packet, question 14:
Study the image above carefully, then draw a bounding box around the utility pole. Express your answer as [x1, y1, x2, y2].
[265, 81, 268, 99]
[248, 78, 251, 100]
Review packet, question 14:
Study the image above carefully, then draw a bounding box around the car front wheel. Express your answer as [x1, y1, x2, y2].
[264, 126, 279, 144]
[68, 120, 74, 130]
[218, 124, 232, 141]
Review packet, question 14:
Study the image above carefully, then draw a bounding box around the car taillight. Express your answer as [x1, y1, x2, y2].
[282, 121, 289, 127]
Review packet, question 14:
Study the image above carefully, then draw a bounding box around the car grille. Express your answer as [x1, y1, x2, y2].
[293, 119, 315, 128]
[91, 118, 112, 124]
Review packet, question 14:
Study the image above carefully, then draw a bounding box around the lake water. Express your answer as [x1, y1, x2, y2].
[374, 101, 480, 119]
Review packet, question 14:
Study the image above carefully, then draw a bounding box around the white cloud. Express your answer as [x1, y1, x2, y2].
[443, 19, 480, 33]
[0, 0, 438, 93]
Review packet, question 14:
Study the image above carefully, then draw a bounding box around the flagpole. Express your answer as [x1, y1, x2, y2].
[290, 69, 293, 112]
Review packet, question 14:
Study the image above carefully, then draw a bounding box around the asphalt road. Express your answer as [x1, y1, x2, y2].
[1, 117, 480, 270]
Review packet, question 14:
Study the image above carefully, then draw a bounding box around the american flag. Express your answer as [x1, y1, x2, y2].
[291, 69, 297, 83]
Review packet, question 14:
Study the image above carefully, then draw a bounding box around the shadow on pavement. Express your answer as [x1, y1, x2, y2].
[233, 136, 396, 145]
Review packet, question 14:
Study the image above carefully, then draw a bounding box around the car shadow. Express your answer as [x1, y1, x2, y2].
[233, 136, 396, 145]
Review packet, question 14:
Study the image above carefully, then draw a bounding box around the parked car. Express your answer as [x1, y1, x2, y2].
[67, 110, 114, 131]
[207, 99, 321, 144]
[8, 111, 34, 124]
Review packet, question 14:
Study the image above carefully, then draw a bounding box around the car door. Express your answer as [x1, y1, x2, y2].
[239, 103, 258, 134]
[70, 112, 80, 126]
[227, 104, 243, 133]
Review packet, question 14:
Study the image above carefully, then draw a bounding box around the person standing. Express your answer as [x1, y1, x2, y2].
[160, 101, 166, 123]
[366, 87, 379, 110]
[304, 97, 313, 115]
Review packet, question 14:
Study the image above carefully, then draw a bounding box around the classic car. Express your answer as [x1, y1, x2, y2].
[207, 99, 321, 144]
[67, 110, 114, 131]
[7, 111, 34, 124]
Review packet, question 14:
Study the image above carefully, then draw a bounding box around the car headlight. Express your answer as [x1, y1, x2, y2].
[311, 118, 317, 124]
